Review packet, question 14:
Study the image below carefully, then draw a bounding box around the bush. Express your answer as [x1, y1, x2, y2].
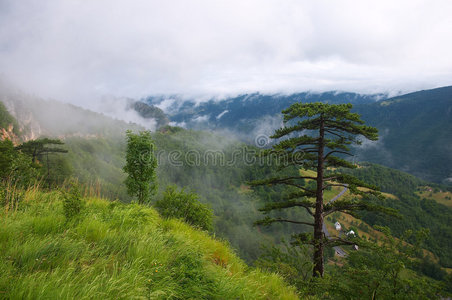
[155, 185, 213, 231]
[62, 181, 84, 220]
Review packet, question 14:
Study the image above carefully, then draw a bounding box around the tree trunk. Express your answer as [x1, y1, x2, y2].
[313, 114, 325, 277]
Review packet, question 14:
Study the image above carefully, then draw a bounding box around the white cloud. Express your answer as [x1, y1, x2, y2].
[192, 115, 209, 123]
[216, 110, 229, 119]
[1, 0, 451, 106]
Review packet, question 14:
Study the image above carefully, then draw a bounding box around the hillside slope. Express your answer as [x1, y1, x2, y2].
[354, 86, 452, 184]
[0, 189, 298, 299]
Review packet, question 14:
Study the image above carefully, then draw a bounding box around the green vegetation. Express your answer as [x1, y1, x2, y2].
[416, 187, 452, 208]
[0, 189, 298, 299]
[62, 136, 129, 200]
[15, 138, 69, 187]
[0, 139, 38, 186]
[123, 130, 158, 204]
[344, 163, 452, 267]
[256, 228, 445, 298]
[16, 138, 68, 163]
[62, 181, 85, 220]
[156, 185, 213, 231]
[316, 228, 444, 299]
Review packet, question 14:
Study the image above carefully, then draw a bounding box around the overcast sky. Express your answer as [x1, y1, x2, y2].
[1, 0, 452, 105]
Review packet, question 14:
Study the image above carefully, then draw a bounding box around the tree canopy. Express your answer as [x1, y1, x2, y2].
[123, 130, 158, 204]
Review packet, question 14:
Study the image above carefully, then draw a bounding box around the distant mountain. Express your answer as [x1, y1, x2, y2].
[354, 86, 452, 184]
[146, 92, 385, 133]
[146, 87, 452, 184]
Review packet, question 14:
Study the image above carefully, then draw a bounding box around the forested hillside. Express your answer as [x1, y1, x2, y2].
[344, 163, 452, 267]
[354, 86, 452, 184]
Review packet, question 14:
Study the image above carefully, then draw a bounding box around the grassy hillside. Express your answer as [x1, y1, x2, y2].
[0, 188, 298, 299]
[417, 186, 452, 208]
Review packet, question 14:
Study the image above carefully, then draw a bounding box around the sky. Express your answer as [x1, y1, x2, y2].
[1, 0, 452, 106]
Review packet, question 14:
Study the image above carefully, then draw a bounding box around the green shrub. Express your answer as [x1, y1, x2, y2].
[62, 181, 84, 220]
[155, 185, 213, 231]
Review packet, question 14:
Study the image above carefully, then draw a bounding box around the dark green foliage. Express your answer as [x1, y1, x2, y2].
[0, 139, 39, 187]
[155, 185, 213, 231]
[15, 138, 69, 187]
[416, 258, 447, 281]
[255, 227, 447, 298]
[62, 181, 84, 220]
[123, 130, 158, 204]
[16, 138, 68, 163]
[317, 228, 444, 299]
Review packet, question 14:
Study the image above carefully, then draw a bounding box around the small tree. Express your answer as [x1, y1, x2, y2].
[123, 130, 158, 204]
[62, 180, 84, 220]
[155, 185, 213, 231]
[250, 102, 395, 277]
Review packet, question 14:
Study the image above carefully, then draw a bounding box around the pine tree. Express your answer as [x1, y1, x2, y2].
[250, 102, 395, 277]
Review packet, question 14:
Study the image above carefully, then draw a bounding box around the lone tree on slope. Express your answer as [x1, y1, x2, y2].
[123, 130, 158, 204]
[250, 102, 394, 277]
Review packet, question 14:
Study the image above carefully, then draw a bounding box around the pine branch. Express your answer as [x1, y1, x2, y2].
[259, 199, 315, 216]
[325, 237, 358, 247]
[249, 177, 316, 194]
[255, 216, 314, 227]
[324, 150, 353, 160]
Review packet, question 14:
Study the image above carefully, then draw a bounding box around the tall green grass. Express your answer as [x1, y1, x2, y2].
[0, 189, 299, 299]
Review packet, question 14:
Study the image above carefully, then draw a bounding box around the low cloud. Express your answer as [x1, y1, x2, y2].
[1, 0, 452, 107]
